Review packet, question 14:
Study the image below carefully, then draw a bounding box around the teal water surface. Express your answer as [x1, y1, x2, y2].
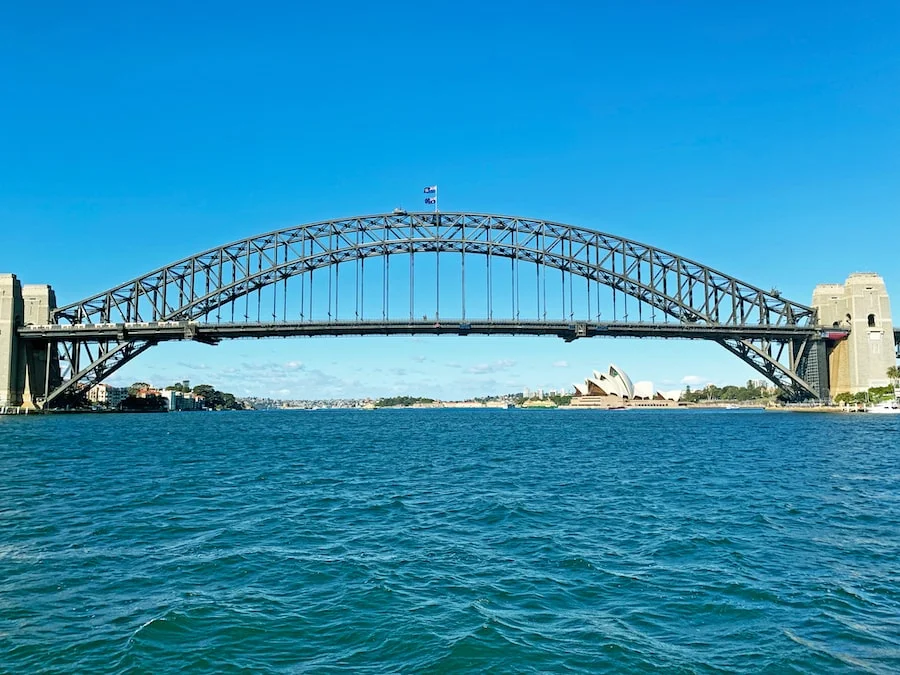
[1, 409, 899, 673]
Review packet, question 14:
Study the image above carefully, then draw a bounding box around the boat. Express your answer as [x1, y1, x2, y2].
[866, 400, 900, 414]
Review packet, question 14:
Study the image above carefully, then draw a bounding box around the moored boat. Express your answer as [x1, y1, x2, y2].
[866, 400, 900, 414]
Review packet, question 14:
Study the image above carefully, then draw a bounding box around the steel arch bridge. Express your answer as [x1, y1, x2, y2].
[19, 212, 831, 407]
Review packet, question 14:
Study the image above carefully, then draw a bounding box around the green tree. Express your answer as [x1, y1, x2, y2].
[868, 385, 894, 403]
[681, 381, 773, 403]
[128, 382, 150, 396]
[118, 394, 167, 412]
[192, 384, 215, 397]
[190, 383, 241, 410]
[888, 366, 900, 387]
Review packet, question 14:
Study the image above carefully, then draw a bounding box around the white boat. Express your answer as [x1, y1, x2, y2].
[866, 400, 900, 414]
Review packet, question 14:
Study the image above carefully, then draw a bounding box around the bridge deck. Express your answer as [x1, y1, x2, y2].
[19, 320, 823, 343]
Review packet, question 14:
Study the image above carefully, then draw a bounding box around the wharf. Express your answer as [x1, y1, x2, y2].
[0, 405, 39, 415]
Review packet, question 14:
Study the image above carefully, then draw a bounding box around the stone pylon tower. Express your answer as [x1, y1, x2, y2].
[812, 273, 895, 396]
[0, 274, 58, 409]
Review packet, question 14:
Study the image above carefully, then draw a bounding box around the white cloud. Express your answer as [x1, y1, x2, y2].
[284, 361, 304, 370]
[552, 360, 568, 368]
[467, 359, 516, 374]
[176, 361, 210, 371]
[680, 374, 706, 386]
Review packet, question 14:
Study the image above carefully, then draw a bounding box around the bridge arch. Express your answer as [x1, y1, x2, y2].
[35, 212, 820, 405]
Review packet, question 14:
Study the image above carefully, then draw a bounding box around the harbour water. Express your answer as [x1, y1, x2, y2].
[1, 409, 898, 673]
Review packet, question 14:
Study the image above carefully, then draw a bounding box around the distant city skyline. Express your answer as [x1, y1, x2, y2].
[2, 2, 898, 399]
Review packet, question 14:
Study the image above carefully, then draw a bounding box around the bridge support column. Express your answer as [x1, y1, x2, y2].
[813, 273, 895, 398]
[0, 275, 60, 410]
[19, 284, 59, 410]
[0, 274, 24, 407]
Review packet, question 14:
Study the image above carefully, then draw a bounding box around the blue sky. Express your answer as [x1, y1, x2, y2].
[2, 1, 898, 399]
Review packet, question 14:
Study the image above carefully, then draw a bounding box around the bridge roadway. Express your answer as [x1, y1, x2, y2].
[19, 319, 828, 344]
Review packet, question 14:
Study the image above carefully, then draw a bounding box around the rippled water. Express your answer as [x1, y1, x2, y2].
[1, 409, 899, 673]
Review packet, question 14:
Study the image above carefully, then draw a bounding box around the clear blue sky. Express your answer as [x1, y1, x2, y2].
[2, 1, 898, 398]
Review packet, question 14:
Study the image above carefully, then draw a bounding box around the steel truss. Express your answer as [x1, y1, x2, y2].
[34, 213, 821, 406]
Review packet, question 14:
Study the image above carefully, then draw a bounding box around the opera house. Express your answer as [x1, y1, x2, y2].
[569, 364, 684, 409]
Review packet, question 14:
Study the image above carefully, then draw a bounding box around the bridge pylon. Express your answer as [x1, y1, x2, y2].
[813, 273, 895, 397]
[0, 274, 59, 410]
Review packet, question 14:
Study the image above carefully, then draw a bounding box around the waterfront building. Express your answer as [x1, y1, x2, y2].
[570, 365, 681, 409]
[573, 365, 634, 399]
[86, 383, 128, 408]
[633, 381, 655, 400]
[441, 400, 512, 409]
[164, 389, 203, 411]
[657, 389, 684, 401]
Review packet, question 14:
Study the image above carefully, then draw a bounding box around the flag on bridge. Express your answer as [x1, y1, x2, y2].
[423, 184, 438, 211]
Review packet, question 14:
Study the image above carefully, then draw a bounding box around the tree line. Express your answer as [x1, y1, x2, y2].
[121, 382, 243, 411]
[373, 396, 436, 408]
[681, 381, 771, 403]
[834, 367, 900, 405]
